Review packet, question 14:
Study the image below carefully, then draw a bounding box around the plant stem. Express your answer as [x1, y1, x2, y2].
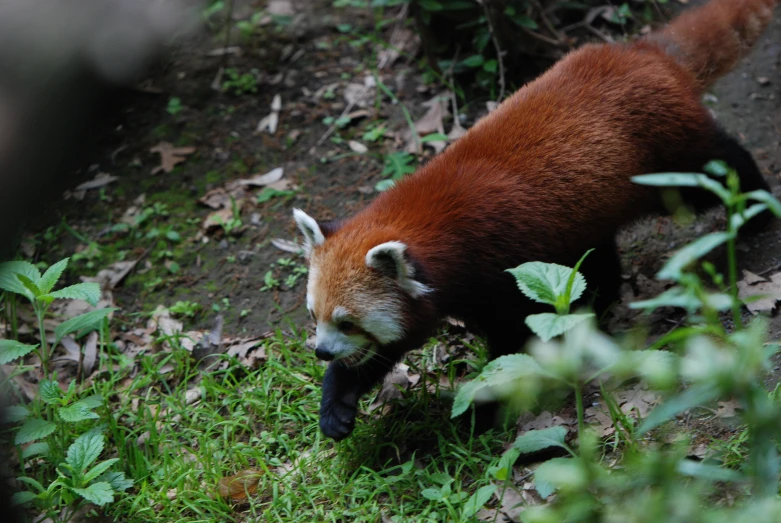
[574, 383, 585, 445]
[36, 305, 50, 378]
[726, 207, 743, 330]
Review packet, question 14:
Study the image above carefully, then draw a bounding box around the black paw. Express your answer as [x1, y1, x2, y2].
[319, 399, 357, 441]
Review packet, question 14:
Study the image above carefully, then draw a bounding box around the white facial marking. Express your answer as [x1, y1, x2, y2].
[315, 321, 366, 360]
[365, 241, 433, 299]
[332, 306, 351, 323]
[361, 307, 404, 345]
[293, 208, 325, 255]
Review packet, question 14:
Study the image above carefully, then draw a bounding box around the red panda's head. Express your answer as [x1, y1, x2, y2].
[293, 209, 432, 366]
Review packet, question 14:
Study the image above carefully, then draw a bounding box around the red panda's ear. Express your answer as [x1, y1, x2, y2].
[293, 209, 325, 256]
[365, 241, 432, 299]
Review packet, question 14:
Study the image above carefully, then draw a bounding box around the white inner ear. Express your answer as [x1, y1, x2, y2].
[293, 208, 325, 255]
[365, 241, 432, 299]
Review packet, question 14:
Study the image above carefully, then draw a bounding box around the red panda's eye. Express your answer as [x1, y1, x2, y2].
[339, 321, 355, 332]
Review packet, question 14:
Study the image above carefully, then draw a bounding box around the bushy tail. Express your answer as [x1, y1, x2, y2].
[647, 0, 777, 91]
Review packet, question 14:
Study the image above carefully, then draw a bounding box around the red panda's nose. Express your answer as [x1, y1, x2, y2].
[315, 346, 335, 361]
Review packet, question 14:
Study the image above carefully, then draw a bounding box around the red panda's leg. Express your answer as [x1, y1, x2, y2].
[319, 358, 395, 441]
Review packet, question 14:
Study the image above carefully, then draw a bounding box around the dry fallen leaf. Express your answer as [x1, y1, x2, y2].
[585, 403, 615, 437]
[232, 167, 284, 188]
[348, 140, 368, 154]
[198, 186, 246, 210]
[616, 383, 659, 418]
[226, 337, 268, 369]
[218, 469, 263, 501]
[737, 270, 781, 314]
[75, 172, 119, 191]
[150, 142, 196, 175]
[716, 398, 742, 418]
[369, 363, 418, 412]
[271, 238, 302, 254]
[257, 94, 282, 134]
[518, 411, 573, 432]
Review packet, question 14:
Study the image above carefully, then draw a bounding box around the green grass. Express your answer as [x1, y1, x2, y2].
[65, 330, 511, 522]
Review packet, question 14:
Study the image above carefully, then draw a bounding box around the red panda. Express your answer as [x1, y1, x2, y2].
[294, 0, 777, 441]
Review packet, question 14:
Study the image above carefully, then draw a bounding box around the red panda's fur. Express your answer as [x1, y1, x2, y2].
[298, 0, 778, 440]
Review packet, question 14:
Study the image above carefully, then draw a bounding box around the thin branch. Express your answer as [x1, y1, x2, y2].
[476, 0, 505, 102]
[316, 86, 369, 146]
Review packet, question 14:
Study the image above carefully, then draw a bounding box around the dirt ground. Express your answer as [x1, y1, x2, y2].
[23, 0, 781, 377]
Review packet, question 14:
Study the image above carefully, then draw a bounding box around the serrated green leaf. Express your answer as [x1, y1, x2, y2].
[637, 384, 719, 435]
[71, 482, 114, 506]
[66, 431, 104, 472]
[534, 457, 586, 495]
[657, 232, 733, 281]
[54, 308, 115, 343]
[59, 402, 100, 423]
[460, 54, 484, 68]
[0, 339, 38, 365]
[510, 13, 538, 29]
[0, 261, 41, 301]
[513, 426, 568, 455]
[535, 476, 555, 500]
[490, 447, 521, 481]
[97, 471, 134, 492]
[10, 491, 38, 506]
[39, 380, 63, 405]
[22, 442, 50, 460]
[677, 459, 742, 482]
[38, 258, 69, 294]
[83, 458, 120, 484]
[15, 274, 41, 299]
[78, 395, 104, 409]
[525, 313, 594, 342]
[15, 418, 56, 445]
[3, 405, 30, 423]
[17, 476, 45, 492]
[48, 282, 101, 306]
[382, 152, 415, 179]
[421, 488, 443, 501]
[507, 262, 586, 308]
[452, 354, 546, 417]
[462, 484, 497, 518]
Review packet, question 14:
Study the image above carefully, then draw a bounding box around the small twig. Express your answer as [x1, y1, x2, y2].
[586, 25, 615, 44]
[315, 86, 369, 147]
[759, 262, 781, 277]
[476, 0, 505, 102]
[532, 0, 563, 43]
[521, 26, 565, 47]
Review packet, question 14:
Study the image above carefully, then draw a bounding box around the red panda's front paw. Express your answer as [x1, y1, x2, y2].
[319, 399, 357, 441]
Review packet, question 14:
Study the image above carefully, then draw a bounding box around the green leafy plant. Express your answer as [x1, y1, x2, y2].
[0, 258, 112, 376]
[169, 300, 201, 318]
[166, 97, 183, 116]
[222, 68, 260, 95]
[451, 161, 781, 518]
[376, 151, 416, 191]
[507, 249, 594, 342]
